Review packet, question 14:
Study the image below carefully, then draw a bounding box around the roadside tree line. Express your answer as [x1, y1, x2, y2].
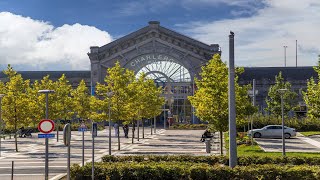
[0, 62, 164, 152]
[189, 54, 320, 154]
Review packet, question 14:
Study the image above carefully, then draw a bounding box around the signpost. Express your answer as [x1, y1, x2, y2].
[92, 122, 97, 180]
[63, 123, 71, 180]
[38, 119, 55, 180]
[78, 122, 87, 166]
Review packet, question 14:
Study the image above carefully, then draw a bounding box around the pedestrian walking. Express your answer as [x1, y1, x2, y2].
[123, 124, 129, 138]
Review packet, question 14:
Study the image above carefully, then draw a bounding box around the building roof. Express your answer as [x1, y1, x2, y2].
[239, 67, 317, 82]
[0, 71, 90, 80]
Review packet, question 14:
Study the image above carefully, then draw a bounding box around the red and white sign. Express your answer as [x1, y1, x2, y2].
[38, 119, 55, 134]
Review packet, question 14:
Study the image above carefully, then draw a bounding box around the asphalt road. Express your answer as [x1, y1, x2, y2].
[254, 136, 320, 152]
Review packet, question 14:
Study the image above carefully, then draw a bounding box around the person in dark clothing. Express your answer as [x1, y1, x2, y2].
[123, 124, 129, 138]
[200, 129, 212, 142]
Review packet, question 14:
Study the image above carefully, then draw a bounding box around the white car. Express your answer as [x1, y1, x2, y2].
[248, 125, 296, 138]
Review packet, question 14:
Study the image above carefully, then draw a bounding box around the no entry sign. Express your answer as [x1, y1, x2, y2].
[38, 119, 55, 134]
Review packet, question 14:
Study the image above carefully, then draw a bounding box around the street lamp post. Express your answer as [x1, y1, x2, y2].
[38, 89, 55, 180]
[106, 91, 113, 155]
[278, 88, 288, 156]
[284, 46, 288, 67]
[0, 94, 5, 157]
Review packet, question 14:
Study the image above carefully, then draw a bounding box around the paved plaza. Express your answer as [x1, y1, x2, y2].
[0, 127, 221, 180]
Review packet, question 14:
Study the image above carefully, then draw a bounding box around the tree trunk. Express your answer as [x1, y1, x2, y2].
[219, 131, 223, 155]
[14, 121, 18, 152]
[150, 119, 153, 135]
[14, 109, 18, 152]
[132, 120, 135, 144]
[137, 120, 140, 141]
[117, 120, 120, 150]
[142, 119, 144, 139]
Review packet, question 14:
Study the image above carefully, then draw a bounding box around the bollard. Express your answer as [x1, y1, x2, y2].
[11, 161, 14, 180]
[205, 138, 211, 153]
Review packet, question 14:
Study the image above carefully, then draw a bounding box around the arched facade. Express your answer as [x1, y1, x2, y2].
[88, 21, 221, 123]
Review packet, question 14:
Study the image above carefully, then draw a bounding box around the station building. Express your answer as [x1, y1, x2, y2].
[0, 21, 316, 122]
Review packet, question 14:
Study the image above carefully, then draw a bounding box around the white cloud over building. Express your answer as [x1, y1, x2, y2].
[0, 12, 112, 70]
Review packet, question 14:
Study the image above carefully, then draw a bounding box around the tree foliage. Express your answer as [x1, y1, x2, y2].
[188, 54, 254, 131]
[188, 54, 255, 154]
[71, 79, 91, 120]
[304, 59, 320, 119]
[1, 65, 31, 151]
[265, 72, 297, 117]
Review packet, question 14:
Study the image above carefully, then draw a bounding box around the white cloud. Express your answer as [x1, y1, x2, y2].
[178, 0, 320, 67]
[0, 12, 112, 70]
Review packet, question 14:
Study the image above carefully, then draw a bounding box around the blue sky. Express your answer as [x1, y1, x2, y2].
[0, 0, 319, 70]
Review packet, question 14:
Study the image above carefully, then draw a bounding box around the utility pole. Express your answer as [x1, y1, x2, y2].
[284, 46, 288, 67]
[295, 40, 297, 67]
[229, 31, 237, 168]
[251, 79, 256, 145]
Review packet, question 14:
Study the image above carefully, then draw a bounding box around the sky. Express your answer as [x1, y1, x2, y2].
[0, 0, 319, 71]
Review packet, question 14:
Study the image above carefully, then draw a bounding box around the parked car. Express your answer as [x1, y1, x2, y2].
[248, 125, 296, 138]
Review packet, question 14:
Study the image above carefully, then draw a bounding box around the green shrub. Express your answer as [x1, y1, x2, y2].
[102, 155, 320, 166]
[170, 124, 207, 130]
[71, 162, 320, 180]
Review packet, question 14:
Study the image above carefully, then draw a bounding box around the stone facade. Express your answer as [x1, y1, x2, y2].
[87, 21, 221, 85]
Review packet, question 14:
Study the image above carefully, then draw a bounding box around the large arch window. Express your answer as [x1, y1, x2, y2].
[136, 61, 191, 82]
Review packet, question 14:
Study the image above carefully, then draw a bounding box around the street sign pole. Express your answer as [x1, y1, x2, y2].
[0, 94, 4, 157]
[82, 130, 84, 166]
[92, 122, 97, 180]
[38, 89, 54, 180]
[45, 93, 49, 180]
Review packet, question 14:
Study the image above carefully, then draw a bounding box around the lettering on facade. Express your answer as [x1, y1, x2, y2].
[130, 54, 176, 67]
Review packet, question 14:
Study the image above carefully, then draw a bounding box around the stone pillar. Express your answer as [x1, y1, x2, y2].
[88, 46, 100, 95]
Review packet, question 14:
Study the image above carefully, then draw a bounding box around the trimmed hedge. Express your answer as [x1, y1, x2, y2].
[102, 155, 320, 166]
[249, 116, 320, 132]
[71, 162, 320, 180]
[170, 124, 207, 130]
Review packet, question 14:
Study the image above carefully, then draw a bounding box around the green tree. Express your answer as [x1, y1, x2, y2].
[26, 80, 43, 128]
[53, 74, 74, 120]
[188, 54, 254, 155]
[2, 65, 31, 152]
[265, 72, 297, 117]
[127, 73, 164, 141]
[96, 61, 135, 150]
[304, 59, 320, 118]
[71, 79, 91, 121]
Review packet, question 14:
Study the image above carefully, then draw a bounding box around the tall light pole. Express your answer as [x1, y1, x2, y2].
[229, 31, 237, 168]
[0, 94, 5, 157]
[38, 89, 55, 180]
[278, 88, 287, 156]
[106, 91, 113, 155]
[284, 46, 288, 67]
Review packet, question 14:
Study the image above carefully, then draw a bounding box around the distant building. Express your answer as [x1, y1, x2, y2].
[0, 22, 317, 120]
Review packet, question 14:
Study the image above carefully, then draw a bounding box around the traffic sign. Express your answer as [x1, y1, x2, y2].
[38, 119, 55, 134]
[38, 134, 55, 138]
